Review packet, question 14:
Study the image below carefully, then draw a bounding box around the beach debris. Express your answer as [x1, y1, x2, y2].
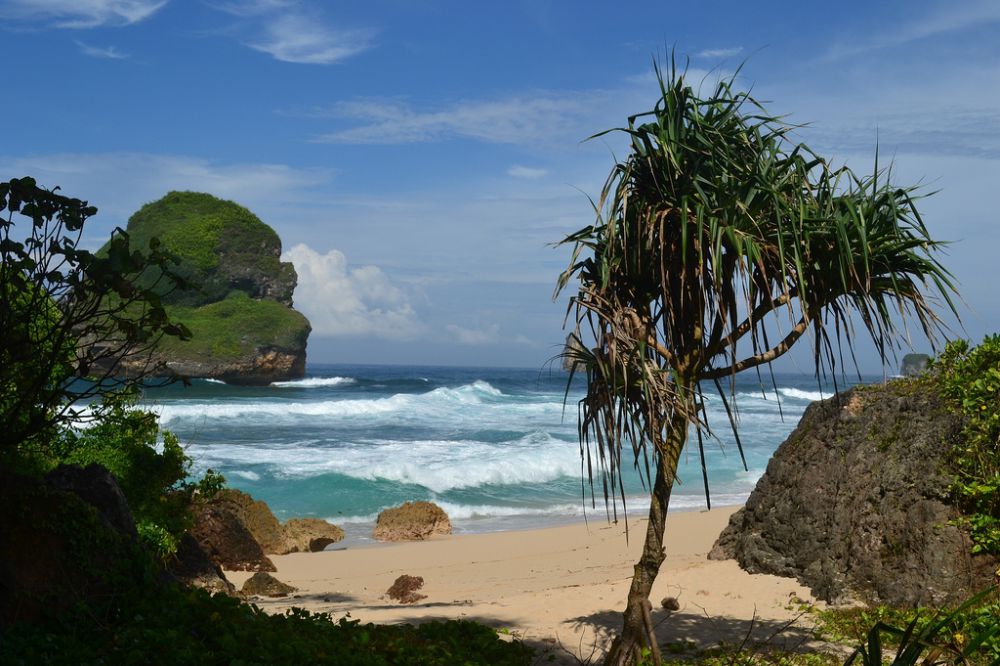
[189, 503, 276, 572]
[386, 575, 427, 604]
[660, 596, 680, 611]
[373, 501, 452, 541]
[241, 572, 297, 597]
[283, 518, 345, 552]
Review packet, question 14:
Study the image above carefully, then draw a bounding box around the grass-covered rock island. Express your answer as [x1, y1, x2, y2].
[114, 191, 311, 385]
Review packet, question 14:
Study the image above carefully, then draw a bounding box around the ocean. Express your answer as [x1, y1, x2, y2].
[140, 364, 870, 544]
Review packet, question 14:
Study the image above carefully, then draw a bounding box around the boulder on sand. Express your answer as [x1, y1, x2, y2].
[709, 382, 999, 606]
[209, 489, 286, 554]
[241, 572, 297, 597]
[282, 518, 345, 553]
[189, 503, 276, 572]
[373, 501, 451, 542]
[166, 533, 237, 596]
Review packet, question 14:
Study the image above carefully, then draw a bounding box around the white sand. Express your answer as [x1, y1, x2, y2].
[227, 506, 826, 663]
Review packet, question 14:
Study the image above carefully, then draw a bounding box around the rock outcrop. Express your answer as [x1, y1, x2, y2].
[282, 518, 345, 553]
[210, 489, 286, 553]
[189, 504, 276, 572]
[201, 489, 344, 555]
[709, 380, 999, 606]
[166, 533, 237, 596]
[0, 466, 150, 631]
[45, 464, 137, 539]
[373, 501, 452, 542]
[241, 572, 297, 598]
[108, 191, 310, 385]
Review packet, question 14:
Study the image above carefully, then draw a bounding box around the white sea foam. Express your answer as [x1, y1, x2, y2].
[230, 470, 261, 481]
[152, 380, 538, 427]
[270, 377, 356, 388]
[187, 431, 580, 493]
[203, 378, 226, 385]
[778, 387, 827, 402]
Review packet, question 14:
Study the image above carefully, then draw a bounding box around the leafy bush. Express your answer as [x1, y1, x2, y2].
[1, 585, 534, 665]
[933, 336, 1000, 556]
[52, 392, 223, 558]
[812, 592, 1000, 665]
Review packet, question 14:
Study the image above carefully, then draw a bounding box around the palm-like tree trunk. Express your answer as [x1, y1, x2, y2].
[603, 406, 687, 666]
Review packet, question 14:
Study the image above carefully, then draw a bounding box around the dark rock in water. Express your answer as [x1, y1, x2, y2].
[373, 501, 452, 542]
[166, 533, 237, 596]
[241, 572, 297, 597]
[900, 353, 931, 377]
[709, 381, 999, 606]
[385, 575, 426, 604]
[282, 518, 345, 553]
[45, 463, 137, 539]
[189, 503, 276, 572]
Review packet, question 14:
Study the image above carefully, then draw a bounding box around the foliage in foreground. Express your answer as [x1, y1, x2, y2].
[1, 584, 532, 666]
[0, 177, 190, 455]
[933, 336, 1000, 557]
[810, 592, 1000, 666]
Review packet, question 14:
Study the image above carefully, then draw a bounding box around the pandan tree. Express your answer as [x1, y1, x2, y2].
[556, 59, 958, 666]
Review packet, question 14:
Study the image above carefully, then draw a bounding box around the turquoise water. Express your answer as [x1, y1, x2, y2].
[140, 364, 867, 542]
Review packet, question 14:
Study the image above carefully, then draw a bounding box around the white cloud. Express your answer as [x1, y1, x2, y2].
[446, 323, 500, 346]
[75, 40, 129, 59]
[696, 47, 743, 58]
[824, 1, 1000, 60]
[0, 0, 166, 28]
[507, 165, 548, 179]
[207, 0, 294, 16]
[282, 243, 422, 339]
[248, 13, 374, 64]
[314, 92, 602, 145]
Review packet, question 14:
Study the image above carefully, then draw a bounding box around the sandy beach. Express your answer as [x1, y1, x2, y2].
[227, 506, 827, 663]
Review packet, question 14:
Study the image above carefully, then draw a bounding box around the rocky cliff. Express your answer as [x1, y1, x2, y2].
[117, 192, 310, 385]
[709, 379, 999, 607]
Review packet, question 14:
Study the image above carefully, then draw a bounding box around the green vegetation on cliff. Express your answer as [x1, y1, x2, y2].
[126, 191, 296, 307]
[158, 291, 310, 363]
[117, 191, 310, 377]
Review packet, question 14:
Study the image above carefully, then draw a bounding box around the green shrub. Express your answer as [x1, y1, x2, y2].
[52, 391, 222, 558]
[1, 585, 533, 665]
[933, 336, 1000, 556]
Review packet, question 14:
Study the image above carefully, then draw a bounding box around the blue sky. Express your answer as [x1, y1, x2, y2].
[2, 0, 997, 370]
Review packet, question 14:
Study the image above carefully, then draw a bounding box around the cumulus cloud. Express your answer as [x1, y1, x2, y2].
[75, 40, 130, 59]
[507, 165, 548, 179]
[282, 243, 421, 339]
[0, 0, 166, 28]
[248, 13, 374, 64]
